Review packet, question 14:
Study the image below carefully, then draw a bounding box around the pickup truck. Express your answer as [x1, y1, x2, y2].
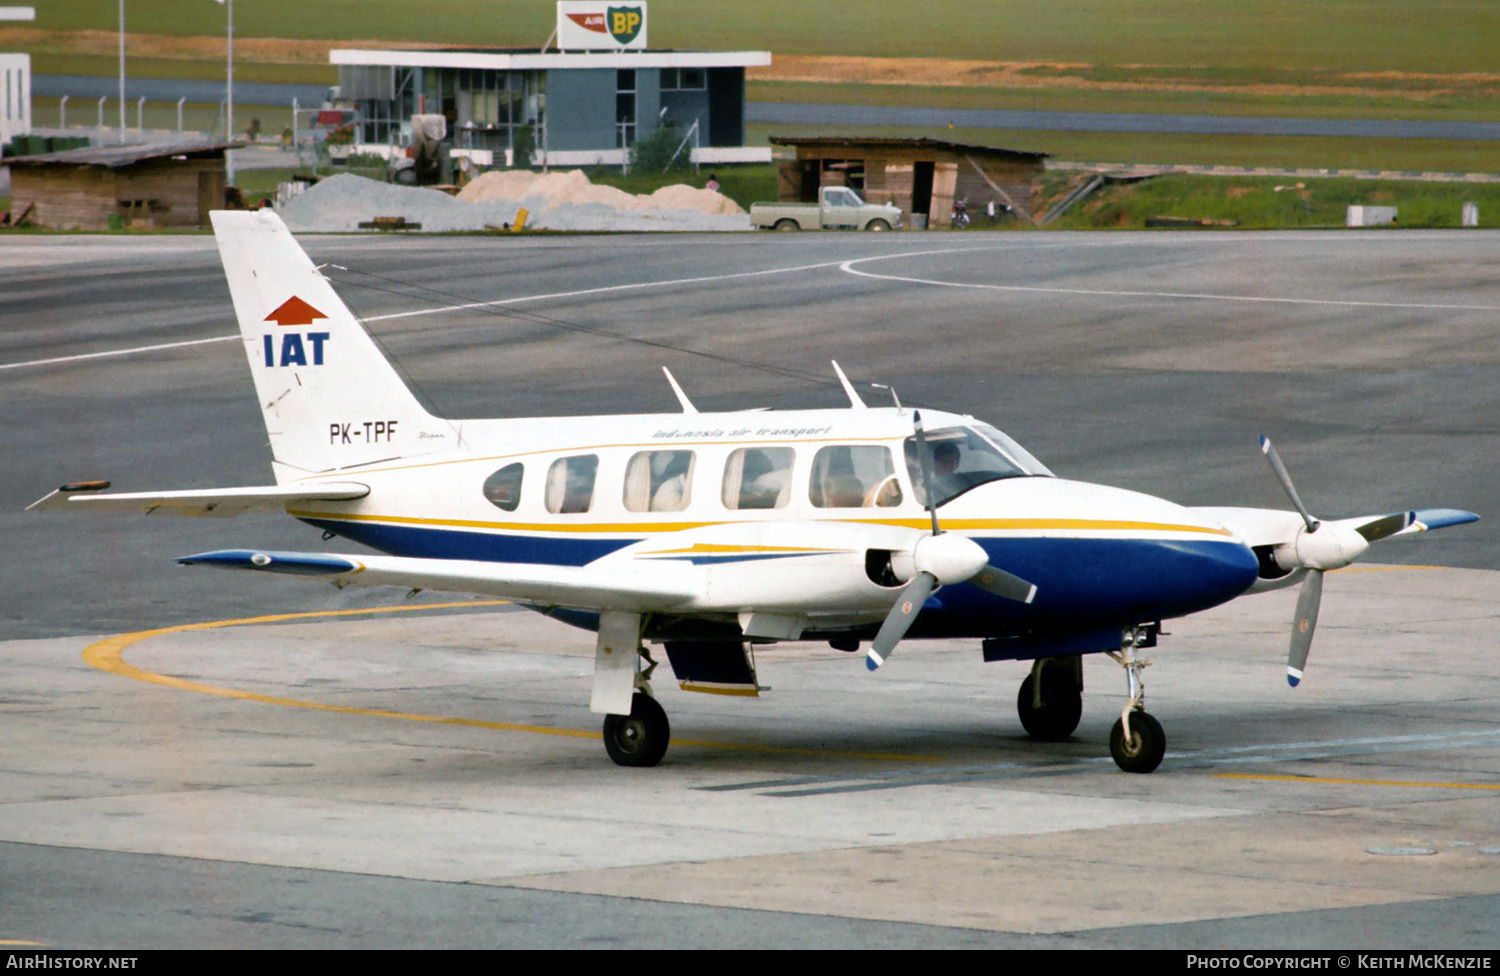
[750, 187, 903, 231]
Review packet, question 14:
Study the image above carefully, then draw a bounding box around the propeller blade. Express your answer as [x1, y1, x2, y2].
[971, 564, 1038, 604]
[1353, 511, 1414, 543]
[866, 572, 937, 671]
[1287, 568, 1324, 687]
[1259, 435, 1319, 532]
[912, 410, 941, 536]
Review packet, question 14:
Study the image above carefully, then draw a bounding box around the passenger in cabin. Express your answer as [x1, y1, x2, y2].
[547, 455, 598, 514]
[818, 448, 866, 508]
[727, 448, 791, 510]
[650, 452, 692, 512]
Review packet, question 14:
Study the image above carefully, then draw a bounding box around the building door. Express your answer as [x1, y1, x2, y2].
[616, 69, 637, 147]
[912, 160, 934, 216]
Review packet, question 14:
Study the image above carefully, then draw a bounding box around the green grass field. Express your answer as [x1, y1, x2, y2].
[15, 1, 1500, 178]
[31, 1, 1500, 73]
[1039, 174, 1500, 230]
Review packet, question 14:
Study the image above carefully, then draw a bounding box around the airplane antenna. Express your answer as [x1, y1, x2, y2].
[661, 367, 698, 414]
[830, 360, 867, 409]
[870, 383, 902, 409]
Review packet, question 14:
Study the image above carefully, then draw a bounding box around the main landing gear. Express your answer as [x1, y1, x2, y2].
[592, 611, 672, 768]
[603, 691, 671, 767]
[1016, 657, 1083, 741]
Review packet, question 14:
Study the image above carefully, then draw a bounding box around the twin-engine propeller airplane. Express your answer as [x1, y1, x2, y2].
[31, 211, 1478, 772]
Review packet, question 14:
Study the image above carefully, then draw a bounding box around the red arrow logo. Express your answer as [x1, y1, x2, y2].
[264, 296, 327, 327]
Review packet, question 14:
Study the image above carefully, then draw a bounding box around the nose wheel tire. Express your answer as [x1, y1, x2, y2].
[1017, 663, 1083, 741]
[1109, 711, 1165, 773]
[602, 693, 671, 767]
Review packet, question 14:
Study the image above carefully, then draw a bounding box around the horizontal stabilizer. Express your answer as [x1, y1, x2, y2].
[27, 482, 370, 518]
[178, 548, 701, 611]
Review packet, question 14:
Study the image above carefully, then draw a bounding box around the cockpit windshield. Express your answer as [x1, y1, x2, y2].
[903, 424, 1052, 507]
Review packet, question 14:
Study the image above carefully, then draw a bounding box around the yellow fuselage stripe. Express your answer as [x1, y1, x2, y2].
[287, 508, 1232, 538]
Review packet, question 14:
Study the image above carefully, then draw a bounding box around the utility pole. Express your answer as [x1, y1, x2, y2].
[117, 0, 125, 142]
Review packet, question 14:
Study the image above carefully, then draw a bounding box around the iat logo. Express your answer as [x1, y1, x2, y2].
[261, 296, 331, 367]
[608, 6, 643, 44]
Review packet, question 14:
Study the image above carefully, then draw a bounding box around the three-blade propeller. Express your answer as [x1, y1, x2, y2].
[866, 411, 1037, 671]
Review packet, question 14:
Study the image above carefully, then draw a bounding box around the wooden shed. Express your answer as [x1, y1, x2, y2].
[770, 136, 1048, 228]
[6, 140, 240, 231]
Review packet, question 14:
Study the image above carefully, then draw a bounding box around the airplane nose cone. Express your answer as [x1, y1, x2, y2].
[948, 479, 1260, 623]
[1144, 537, 1260, 617]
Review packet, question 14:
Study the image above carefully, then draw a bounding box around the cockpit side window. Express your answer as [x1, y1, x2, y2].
[904, 426, 1039, 507]
[810, 445, 903, 508]
[624, 450, 695, 513]
[482, 462, 524, 512]
[545, 454, 599, 514]
[722, 447, 793, 510]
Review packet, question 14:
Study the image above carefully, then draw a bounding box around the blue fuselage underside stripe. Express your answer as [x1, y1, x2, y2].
[299, 518, 1259, 632]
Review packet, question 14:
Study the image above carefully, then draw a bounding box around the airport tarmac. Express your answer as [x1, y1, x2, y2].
[1, 229, 1496, 948]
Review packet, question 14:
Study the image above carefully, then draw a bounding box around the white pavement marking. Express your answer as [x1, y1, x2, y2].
[837, 252, 1500, 312]
[0, 258, 858, 371]
[356, 258, 854, 323]
[0, 335, 240, 372]
[11, 238, 1498, 372]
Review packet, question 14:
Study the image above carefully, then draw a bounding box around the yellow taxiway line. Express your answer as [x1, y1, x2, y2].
[1216, 773, 1500, 791]
[82, 604, 941, 763]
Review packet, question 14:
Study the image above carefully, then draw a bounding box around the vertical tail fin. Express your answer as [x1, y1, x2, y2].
[211, 210, 457, 478]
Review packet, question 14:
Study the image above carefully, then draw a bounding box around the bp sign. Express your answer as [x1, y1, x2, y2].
[557, 1, 648, 50]
[608, 6, 643, 44]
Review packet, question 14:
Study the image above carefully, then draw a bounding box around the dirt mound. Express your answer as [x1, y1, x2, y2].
[281, 173, 749, 232]
[458, 169, 742, 215]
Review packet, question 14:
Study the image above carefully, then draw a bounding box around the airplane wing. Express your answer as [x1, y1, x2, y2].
[27, 481, 370, 518]
[1196, 505, 1478, 550]
[177, 549, 701, 610]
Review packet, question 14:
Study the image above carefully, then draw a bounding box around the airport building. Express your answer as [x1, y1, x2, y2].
[331, 2, 771, 167]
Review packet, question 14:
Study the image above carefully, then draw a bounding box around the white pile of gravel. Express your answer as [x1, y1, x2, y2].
[279, 172, 751, 233]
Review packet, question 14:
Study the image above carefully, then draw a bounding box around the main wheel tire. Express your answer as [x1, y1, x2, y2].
[1017, 663, 1083, 741]
[774, 219, 800, 232]
[602, 693, 670, 767]
[1109, 711, 1166, 774]
[865, 219, 892, 232]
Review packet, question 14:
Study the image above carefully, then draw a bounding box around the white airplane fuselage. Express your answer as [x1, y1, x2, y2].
[282, 405, 1261, 651]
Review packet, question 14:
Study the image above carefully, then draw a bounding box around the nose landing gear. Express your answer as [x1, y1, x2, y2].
[1106, 627, 1166, 773]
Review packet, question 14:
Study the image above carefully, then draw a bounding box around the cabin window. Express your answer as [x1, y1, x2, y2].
[545, 454, 598, 513]
[481, 462, 524, 512]
[810, 445, 902, 508]
[904, 426, 1043, 508]
[624, 450, 694, 512]
[722, 447, 793, 510]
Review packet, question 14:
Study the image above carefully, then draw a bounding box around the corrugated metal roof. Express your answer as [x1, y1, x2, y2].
[769, 135, 1048, 160]
[6, 140, 244, 168]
